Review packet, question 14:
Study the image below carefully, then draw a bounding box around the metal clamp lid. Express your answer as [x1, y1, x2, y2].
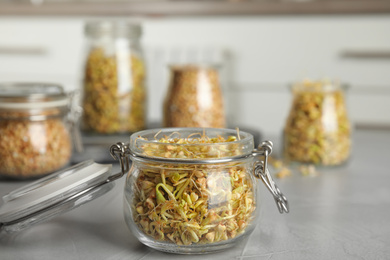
[109, 140, 289, 214]
[0, 83, 69, 110]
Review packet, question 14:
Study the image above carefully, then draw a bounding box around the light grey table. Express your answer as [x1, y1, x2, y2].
[1, 129, 389, 260]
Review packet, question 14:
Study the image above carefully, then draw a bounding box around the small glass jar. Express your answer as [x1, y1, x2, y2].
[283, 79, 352, 166]
[122, 128, 288, 254]
[0, 83, 79, 179]
[82, 20, 147, 134]
[163, 65, 226, 128]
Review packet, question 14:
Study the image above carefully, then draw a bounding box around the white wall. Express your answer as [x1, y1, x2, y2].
[1, 15, 389, 136]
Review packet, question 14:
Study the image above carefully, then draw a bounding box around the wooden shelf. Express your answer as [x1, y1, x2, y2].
[1, 0, 390, 16]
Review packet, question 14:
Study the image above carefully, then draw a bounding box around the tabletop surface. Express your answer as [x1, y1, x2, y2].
[0, 129, 389, 260]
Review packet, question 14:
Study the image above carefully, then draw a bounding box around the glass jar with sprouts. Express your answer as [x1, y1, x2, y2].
[82, 20, 147, 134]
[283, 79, 352, 166]
[121, 128, 289, 254]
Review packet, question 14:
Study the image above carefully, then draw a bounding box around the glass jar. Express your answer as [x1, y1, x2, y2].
[163, 65, 226, 128]
[82, 20, 147, 134]
[283, 80, 352, 166]
[0, 127, 288, 254]
[0, 83, 80, 179]
[121, 128, 288, 254]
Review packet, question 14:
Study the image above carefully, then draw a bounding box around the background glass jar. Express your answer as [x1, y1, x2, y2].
[283, 79, 352, 166]
[122, 128, 288, 254]
[0, 83, 79, 179]
[163, 64, 226, 128]
[82, 21, 147, 134]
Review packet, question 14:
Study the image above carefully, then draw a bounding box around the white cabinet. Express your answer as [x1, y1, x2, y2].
[0, 18, 84, 90]
[1, 16, 389, 135]
[142, 16, 390, 135]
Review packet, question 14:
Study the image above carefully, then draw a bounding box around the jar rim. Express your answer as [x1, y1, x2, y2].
[168, 63, 221, 71]
[85, 20, 142, 39]
[130, 127, 255, 160]
[289, 79, 349, 92]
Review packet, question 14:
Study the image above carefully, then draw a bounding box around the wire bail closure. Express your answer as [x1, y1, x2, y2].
[109, 140, 289, 214]
[109, 142, 131, 182]
[253, 141, 289, 214]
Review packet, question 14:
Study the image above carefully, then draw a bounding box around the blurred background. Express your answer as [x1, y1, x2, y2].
[0, 0, 389, 138]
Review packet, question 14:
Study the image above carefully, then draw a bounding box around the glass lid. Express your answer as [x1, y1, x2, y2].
[0, 83, 69, 110]
[0, 161, 113, 233]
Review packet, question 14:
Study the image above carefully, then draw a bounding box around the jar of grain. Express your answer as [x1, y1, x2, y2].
[163, 65, 226, 128]
[283, 79, 352, 166]
[0, 83, 80, 179]
[82, 20, 147, 134]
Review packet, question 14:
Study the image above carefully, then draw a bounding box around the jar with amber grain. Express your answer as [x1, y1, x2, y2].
[0, 83, 78, 179]
[163, 65, 226, 128]
[82, 21, 147, 134]
[283, 80, 352, 166]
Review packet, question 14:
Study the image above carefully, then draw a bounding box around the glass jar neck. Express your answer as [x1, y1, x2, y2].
[290, 79, 347, 94]
[0, 108, 67, 121]
[85, 21, 142, 41]
[129, 128, 254, 161]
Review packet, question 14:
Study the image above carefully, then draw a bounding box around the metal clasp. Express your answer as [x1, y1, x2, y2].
[253, 141, 289, 214]
[108, 142, 131, 182]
